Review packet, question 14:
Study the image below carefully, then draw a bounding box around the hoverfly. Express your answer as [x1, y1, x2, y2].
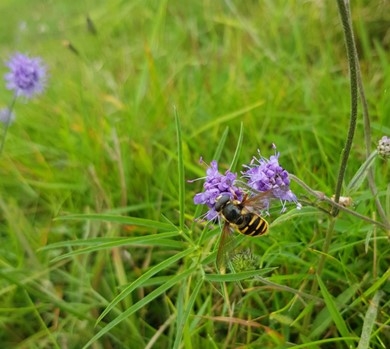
[214, 191, 271, 273]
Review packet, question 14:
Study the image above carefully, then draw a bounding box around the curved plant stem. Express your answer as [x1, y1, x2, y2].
[335, 0, 389, 228]
[332, 0, 358, 216]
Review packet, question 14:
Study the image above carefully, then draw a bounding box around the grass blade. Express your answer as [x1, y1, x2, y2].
[96, 247, 196, 325]
[212, 126, 229, 161]
[83, 266, 197, 349]
[173, 277, 204, 349]
[317, 274, 353, 345]
[346, 150, 377, 193]
[40, 231, 179, 251]
[54, 214, 175, 231]
[189, 100, 264, 138]
[204, 268, 275, 282]
[311, 282, 360, 339]
[270, 206, 322, 227]
[357, 290, 384, 349]
[46, 238, 183, 263]
[174, 106, 185, 231]
[229, 122, 244, 172]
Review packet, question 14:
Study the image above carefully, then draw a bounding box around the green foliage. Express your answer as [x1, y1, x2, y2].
[0, 0, 389, 348]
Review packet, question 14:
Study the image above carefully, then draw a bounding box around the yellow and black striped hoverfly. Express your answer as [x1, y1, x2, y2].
[214, 191, 272, 273]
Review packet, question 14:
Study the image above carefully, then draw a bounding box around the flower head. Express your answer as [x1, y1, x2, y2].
[377, 136, 390, 159]
[4, 53, 47, 99]
[0, 108, 16, 125]
[192, 160, 244, 221]
[242, 146, 298, 209]
[231, 249, 258, 272]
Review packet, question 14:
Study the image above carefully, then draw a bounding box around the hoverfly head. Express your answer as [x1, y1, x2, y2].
[215, 194, 231, 212]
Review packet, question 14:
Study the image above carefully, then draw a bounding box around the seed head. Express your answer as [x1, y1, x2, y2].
[377, 136, 390, 159]
[231, 249, 258, 272]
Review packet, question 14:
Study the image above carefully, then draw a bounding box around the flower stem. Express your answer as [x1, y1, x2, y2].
[290, 174, 390, 230]
[0, 95, 17, 156]
[332, 0, 358, 216]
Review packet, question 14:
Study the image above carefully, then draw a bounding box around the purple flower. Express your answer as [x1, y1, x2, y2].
[4, 53, 47, 99]
[0, 108, 16, 125]
[192, 160, 244, 221]
[377, 136, 390, 159]
[242, 146, 299, 209]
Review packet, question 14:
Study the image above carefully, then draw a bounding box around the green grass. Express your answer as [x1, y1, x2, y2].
[0, 0, 389, 348]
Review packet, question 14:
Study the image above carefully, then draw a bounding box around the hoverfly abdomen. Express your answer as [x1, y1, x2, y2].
[215, 194, 269, 237]
[238, 213, 268, 236]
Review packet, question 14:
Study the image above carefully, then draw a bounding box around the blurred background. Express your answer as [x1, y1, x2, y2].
[0, 0, 389, 348]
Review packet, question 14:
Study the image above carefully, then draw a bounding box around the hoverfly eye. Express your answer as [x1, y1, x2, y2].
[215, 194, 230, 212]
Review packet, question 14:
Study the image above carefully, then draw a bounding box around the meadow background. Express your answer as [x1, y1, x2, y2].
[0, 0, 389, 348]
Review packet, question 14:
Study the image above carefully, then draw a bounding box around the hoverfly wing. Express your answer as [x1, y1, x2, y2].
[216, 222, 235, 274]
[242, 190, 275, 212]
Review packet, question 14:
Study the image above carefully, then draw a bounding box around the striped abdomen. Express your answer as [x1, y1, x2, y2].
[235, 212, 268, 236]
[220, 201, 269, 237]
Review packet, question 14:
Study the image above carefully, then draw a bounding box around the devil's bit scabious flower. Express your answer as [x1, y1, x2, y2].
[4, 53, 47, 99]
[0, 108, 15, 125]
[377, 136, 390, 159]
[242, 147, 298, 209]
[193, 160, 244, 221]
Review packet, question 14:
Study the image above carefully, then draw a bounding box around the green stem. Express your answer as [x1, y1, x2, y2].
[174, 106, 185, 232]
[290, 174, 389, 230]
[332, 0, 359, 216]
[0, 95, 17, 156]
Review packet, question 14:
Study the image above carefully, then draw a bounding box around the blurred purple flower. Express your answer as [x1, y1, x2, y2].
[4, 53, 47, 99]
[242, 146, 299, 209]
[0, 108, 16, 125]
[191, 160, 244, 221]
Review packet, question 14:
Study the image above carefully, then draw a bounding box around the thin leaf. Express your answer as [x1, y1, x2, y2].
[311, 282, 360, 339]
[174, 107, 185, 231]
[96, 247, 196, 325]
[357, 290, 384, 349]
[346, 150, 377, 193]
[40, 231, 179, 251]
[212, 127, 229, 161]
[290, 337, 359, 349]
[173, 277, 204, 349]
[204, 268, 275, 282]
[154, 141, 204, 177]
[54, 214, 175, 231]
[229, 122, 244, 172]
[83, 267, 197, 349]
[349, 267, 390, 309]
[48, 238, 183, 263]
[270, 206, 322, 227]
[189, 100, 264, 138]
[317, 275, 353, 345]
[255, 276, 323, 303]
